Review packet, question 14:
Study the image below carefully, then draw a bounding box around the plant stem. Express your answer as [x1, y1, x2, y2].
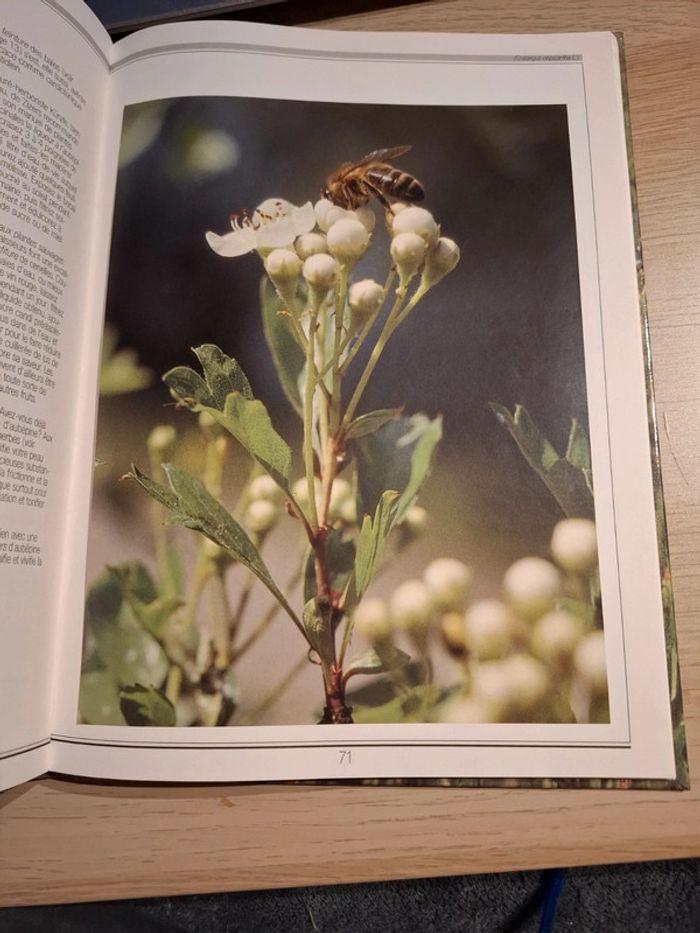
[303, 309, 320, 533]
[164, 664, 182, 706]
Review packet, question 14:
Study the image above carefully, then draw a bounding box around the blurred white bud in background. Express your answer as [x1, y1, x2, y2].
[244, 499, 278, 535]
[390, 579, 434, 639]
[550, 518, 598, 575]
[249, 474, 283, 504]
[504, 654, 550, 716]
[574, 630, 608, 696]
[353, 597, 392, 645]
[465, 599, 517, 661]
[530, 610, 583, 671]
[503, 557, 561, 621]
[423, 557, 472, 613]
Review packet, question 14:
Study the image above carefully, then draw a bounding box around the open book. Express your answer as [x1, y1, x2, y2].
[0, 0, 687, 791]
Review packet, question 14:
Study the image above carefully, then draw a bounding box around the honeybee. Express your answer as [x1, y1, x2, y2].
[322, 145, 424, 210]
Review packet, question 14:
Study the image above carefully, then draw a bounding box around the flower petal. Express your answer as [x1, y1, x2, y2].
[205, 229, 256, 257]
[291, 201, 316, 235]
[256, 218, 296, 249]
[255, 198, 295, 222]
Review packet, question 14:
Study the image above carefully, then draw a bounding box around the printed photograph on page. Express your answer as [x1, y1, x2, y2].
[77, 97, 608, 729]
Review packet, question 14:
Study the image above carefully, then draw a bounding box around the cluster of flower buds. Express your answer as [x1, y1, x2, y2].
[352, 517, 604, 724]
[290, 475, 357, 526]
[389, 205, 460, 294]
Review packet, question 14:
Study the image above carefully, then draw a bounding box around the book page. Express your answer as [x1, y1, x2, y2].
[0, 0, 111, 790]
[50, 21, 681, 786]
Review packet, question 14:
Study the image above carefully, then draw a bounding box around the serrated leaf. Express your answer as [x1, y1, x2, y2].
[345, 409, 402, 441]
[351, 413, 442, 521]
[261, 276, 305, 417]
[128, 464, 300, 630]
[204, 392, 292, 492]
[347, 490, 399, 608]
[78, 671, 125, 725]
[490, 403, 594, 519]
[303, 529, 356, 605]
[344, 645, 411, 681]
[302, 597, 336, 671]
[120, 683, 176, 726]
[163, 344, 253, 410]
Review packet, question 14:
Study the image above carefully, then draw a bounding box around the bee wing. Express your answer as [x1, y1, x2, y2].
[356, 145, 412, 166]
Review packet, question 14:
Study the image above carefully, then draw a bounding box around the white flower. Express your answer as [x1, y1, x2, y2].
[206, 199, 315, 258]
[423, 237, 460, 288]
[302, 253, 339, 289]
[423, 557, 472, 613]
[245, 499, 278, 535]
[391, 206, 439, 247]
[503, 557, 561, 621]
[348, 279, 385, 320]
[465, 599, 517, 661]
[551, 518, 598, 575]
[292, 476, 321, 507]
[265, 248, 302, 281]
[249, 474, 283, 503]
[295, 232, 327, 260]
[472, 660, 513, 720]
[354, 597, 392, 644]
[531, 610, 583, 670]
[390, 579, 434, 637]
[574, 630, 608, 696]
[327, 217, 370, 262]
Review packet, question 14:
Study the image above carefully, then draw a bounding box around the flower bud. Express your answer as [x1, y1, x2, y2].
[390, 231, 426, 287]
[265, 248, 301, 310]
[147, 424, 176, 458]
[249, 474, 283, 504]
[504, 654, 550, 716]
[439, 696, 491, 724]
[423, 557, 472, 613]
[244, 499, 278, 535]
[348, 279, 385, 329]
[291, 476, 321, 507]
[422, 237, 460, 289]
[353, 205, 376, 233]
[551, 518, 598, 575]
[390, 579, 433, 642]
[314, 198, 350, 232]
[302, 253, 339, 309]
[531, 610, 583, 670]
[465, 599, 517, 661]
[472, 660, 513, 721]
[390, 202, 408, 216]
[295, 232, 327, 260]
[353, 597, 392, 645]
[404, 504, 428, 535]
[327, 217, 370, 263]
[391, 206, 439, 248]
[574, 630, 608, 696]
[440, 612, 469, 659]
[503, 557, 561, 621]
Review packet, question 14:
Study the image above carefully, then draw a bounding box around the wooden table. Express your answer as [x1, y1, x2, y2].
[1, 0, 698, 907]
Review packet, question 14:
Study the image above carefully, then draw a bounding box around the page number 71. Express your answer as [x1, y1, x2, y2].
[338, 749, 352, 766]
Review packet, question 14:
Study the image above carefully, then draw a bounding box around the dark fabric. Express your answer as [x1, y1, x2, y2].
[1, 859, 697, 932]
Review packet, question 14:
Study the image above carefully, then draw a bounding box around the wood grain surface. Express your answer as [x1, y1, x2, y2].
[1, 0, 699, 908]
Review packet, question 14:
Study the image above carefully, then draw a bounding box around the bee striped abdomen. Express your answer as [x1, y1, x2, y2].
[367, 166, 424, 203]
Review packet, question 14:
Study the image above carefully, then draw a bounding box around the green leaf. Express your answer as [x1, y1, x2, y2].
[163, 344, 253, 410]
[490, 403, 594, 519]
[78, 671, 125, 725]
[85, 568, 123, 628]
[128, 464, 300, 629]
[351, 414, 442, 522]
[94, 623, 169, 688]
[347, 490, 399, 608]
[119, 684, 176, 726]
[344, 408, 402, 441]
[352, 685, 440, 723]
[566, 418, 592, 472]
[344, 645, 411, 681]
[261, 276, 305, 417]
[99, 325, 152, 397]
[303, 529, 356, 605]
[205, 392, 292, 492]
[302, 598, 336, 671]
[106, 561, 181, 638]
